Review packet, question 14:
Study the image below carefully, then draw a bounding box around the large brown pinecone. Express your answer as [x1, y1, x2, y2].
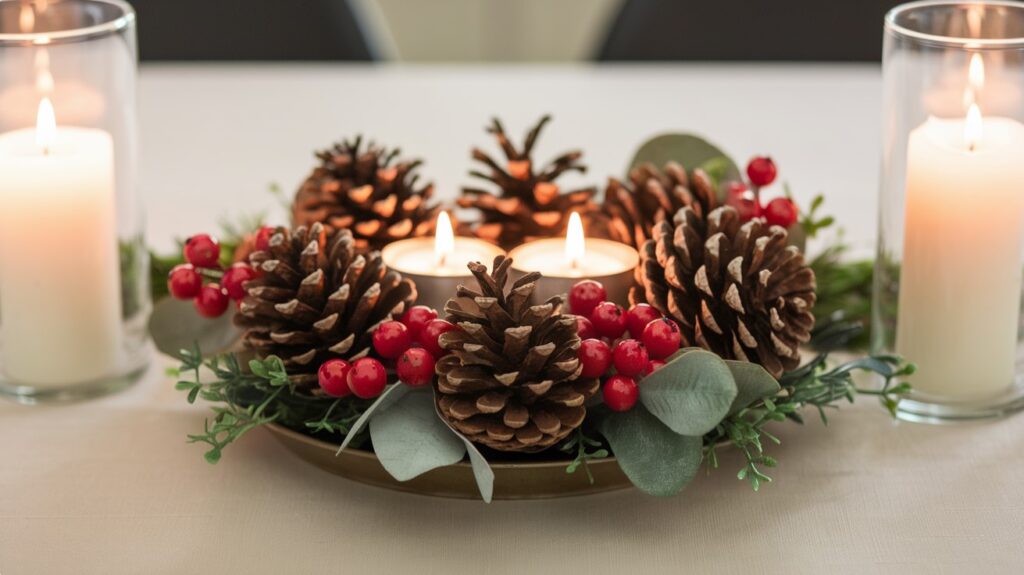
[593, 162, 718, 250]
[236, 223, 417, 388]
[292, 136, 439, 252]
[434, 256, 599, 452]
[632, 207, 816, 378]
[458, 116, 598, 250]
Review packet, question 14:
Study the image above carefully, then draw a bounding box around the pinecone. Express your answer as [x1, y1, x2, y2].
[593, 162, 718, 250]
[458, 116, 598, 249]
[632, 207, 816, 378]
[292, 136, 439, 252]
[434, 256, 599, 452]
[236, 223, 417, 388]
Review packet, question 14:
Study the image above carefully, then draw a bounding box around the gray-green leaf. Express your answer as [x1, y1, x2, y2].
[600, 406, 703, 497]
[627, 133, 740, 199]
[337, 384, 409, 454]
[434, 404, 495, 503]
[369, 390, 466, 481]
[724, 360, 781, 415]
[149, 297, 242, 359]
[639, 349, 737, 436]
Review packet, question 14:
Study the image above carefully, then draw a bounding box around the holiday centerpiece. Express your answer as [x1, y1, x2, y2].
[156, 117, 911, 501]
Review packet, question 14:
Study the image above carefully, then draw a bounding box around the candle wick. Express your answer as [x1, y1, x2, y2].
[42, 145, 50, 156]
[437, 252, 447, 268]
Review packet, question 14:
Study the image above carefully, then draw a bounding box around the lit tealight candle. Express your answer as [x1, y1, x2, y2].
[381, 211, 506, 312]
[508, 212, 640, 306]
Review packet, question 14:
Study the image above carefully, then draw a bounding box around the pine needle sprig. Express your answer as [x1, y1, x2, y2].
[175, 345, 371, 464]
[705, 339, 914, 491]
[560, 427, 610, 484]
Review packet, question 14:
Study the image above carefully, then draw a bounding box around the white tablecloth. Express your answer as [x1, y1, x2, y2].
[3, 64, 1022, 575]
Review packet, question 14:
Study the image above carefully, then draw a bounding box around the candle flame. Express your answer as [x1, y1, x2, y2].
[35, 97, 56, 154]
[565, 212, 585, 269]
[434, 211, 454, 267]
[965, 103, 983, 152]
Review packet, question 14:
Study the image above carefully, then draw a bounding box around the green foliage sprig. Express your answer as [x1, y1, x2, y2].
[704, 349, 913, 491]
[174, 344, 369, 463]
[559, 427, 610, 484]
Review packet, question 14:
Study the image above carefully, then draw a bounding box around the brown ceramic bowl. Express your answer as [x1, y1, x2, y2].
[265, 423, 633, 500]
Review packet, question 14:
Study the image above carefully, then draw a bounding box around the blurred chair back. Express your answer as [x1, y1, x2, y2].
[598, 0, 905, 62]
[133, 0, 373, 61]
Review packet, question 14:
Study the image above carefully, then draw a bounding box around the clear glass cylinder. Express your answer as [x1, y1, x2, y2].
[874, 1, 1024, 422]
[0, 0, 149, 402]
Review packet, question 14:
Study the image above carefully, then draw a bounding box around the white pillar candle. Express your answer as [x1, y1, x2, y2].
[0, 99, 122, 386]
[897, 106, 1024, 399]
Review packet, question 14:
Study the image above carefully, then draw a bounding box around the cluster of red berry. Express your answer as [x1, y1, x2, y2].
[725, 156, 798, 229]
[166, 232, 265, 318]
[316, 305, 457, 400]
[570, 280, 682, 413]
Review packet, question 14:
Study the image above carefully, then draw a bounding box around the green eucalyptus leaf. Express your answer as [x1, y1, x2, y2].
[627, 133, 741, 198]
[600, 406, 703, 497]
[337, 384, 409, 454]
[149, 297, 242, 359]
[434, 403, 495, 503]
[639, 349, 737, 436]
[724, 360, 781, 415]
[369, 391, 466, 482]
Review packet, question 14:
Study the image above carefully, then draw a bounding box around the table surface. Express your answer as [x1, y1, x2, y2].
[3, 64, 1023, 575]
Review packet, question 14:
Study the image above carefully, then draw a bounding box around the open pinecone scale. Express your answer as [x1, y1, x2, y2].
[633, 206, 816, 378]
[434, 256, 600, 452]
[292, 136, 439, 252]
[458, 116, 597, 249]
[236, 223, 417, 389]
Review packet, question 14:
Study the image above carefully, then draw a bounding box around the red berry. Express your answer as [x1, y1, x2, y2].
[396, 347, 436, 387]
[764, 197, 799, 229]
[184, 234, 221, 268]
[643, 359, 667, 376]
[575, 315, 597, 340]
[421, 319, 457, 358]
[625, 304, 661, 337]
[222, 263, 257, 301]
[318, 359, 352, 397]
[642, 318, 683, 359]
[400, 305, 438, 343]
[726, 190, 761, 222]
[590, 301, 627, 339]
[568, 280, 607, 317]
[578, 338, 612, 378]
[254, 226, 276, 252]
[194, 283, 229, 318]
[612, 339, 649, 377]
[372, 320, 412, 359]
[746, 156, 777, 187]
[727, 181, 748, 200]
[347, 357, 388, 399]
[167, 264, 202, 300]
[603, 375, 639, 412]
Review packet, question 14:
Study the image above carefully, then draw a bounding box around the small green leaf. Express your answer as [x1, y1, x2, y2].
[337, 384, 409, 454]
[639, 350, 737, 436]
[433, 403, 495, 503]
[724, 360, 781, 415]
[149, 297, 241, 359]
[600, 406, 703, 497]
[369, 391, 466, 482]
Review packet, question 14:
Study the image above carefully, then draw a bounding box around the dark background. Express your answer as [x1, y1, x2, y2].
[132, 0, 906, 63]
